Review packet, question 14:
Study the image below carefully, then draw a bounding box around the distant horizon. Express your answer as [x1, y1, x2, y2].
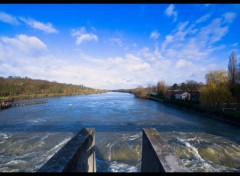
[0, 4, 239, 89]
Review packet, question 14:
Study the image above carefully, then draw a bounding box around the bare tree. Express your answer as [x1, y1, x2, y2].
[228, 51, 238, 88]
[227, 51, 240, 109]
[235, 61, 240, 108]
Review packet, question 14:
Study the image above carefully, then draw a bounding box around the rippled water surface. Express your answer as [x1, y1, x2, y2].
[0, 92, 239, 172]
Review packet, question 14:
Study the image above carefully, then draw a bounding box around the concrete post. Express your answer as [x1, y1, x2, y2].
[38, 128, 96, 172]
[141, 128, 187, 172]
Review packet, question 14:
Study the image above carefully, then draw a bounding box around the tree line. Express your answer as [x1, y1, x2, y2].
[200, 51, 240, 107]
[132, 51, 240, 109]
[0, 76, 106, 100]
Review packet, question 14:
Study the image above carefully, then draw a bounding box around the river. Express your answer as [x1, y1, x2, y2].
[0, 92, 239, 172]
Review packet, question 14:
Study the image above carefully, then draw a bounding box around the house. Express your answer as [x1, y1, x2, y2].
[164, 90, 200, 101]
[149, 91, 158, 96]
[175, 91, 191, 100]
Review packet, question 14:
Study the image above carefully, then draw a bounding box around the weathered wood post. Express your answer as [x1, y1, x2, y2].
[38, 128, 96, 172]
[141, 128, 187, 172]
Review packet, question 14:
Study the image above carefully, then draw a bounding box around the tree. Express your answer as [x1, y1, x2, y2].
[185, 80, 202, 93]
[172, 83, 179, 90]
[234, 62, 240, 107]
[228, 51, 238, 88]
[157, 81, 167, 96]
[132, 86, 149, 98]
[228, 51, 240, 108]
[180, 82, 187, 91]
[200, 70, 235, 107]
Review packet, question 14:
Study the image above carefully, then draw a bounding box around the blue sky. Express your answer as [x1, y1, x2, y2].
[0, 4, 239, 89]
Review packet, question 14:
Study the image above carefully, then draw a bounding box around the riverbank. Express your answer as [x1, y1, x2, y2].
[0, 91, 107, 101]
[148, 96, 240, 127]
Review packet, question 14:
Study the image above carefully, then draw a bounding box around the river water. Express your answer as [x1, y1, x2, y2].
[0, 92, 239, 172]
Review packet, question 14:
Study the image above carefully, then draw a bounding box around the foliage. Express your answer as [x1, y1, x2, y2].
[157, 80, 167, 96]
[0, 76, 106, 100]
[171, 80, 203, 92]
[172, 83, 178, 90]
[200, 70, 235, 106]
[185, 80, 203, 92]
[131, 86, 153, 98]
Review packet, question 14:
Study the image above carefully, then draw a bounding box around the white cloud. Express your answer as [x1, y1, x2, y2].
[109, 37, 123, 47]
[124, 54, 150, 72]
[0, 10, 234, 90]
[161, 35, 174, 51]
[175, 59, 192, 68]
[150, 31, 160, 40]
[160, 14, 230, 59]
[149, 14, 232, 85]
[20, 17, 58, 33]
[223, 12, 236, 23]
[232, 43, 238, 47]
[196, 13, 211, 24]
[173, 21, 197, 42]
[137, 47, 163, 62]
[0, 34, 47, 58]
[132, 43, 137, 48]
[71, 27, 98, 45]
[198, 18, 228, 45]
[0, 34, 154, 89]
[0, 12, 19, 25]
[0, 32, 221, 89]
[165, 35, 174, 43]
[76, 34, 98, 45]
[165, 4, 178, 22]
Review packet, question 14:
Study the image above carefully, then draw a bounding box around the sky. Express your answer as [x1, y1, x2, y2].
[0, 4, 239, 90]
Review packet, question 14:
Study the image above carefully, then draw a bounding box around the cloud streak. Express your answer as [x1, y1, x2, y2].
[0, 12, 19, 25]
[20, 17, 58, 33]
[150, 31, 160, 40]
[71, 27, 98, 45]
[165, 4, 178, 22]
[196, 13, 211, 24]
[223, 12, 236, 23]
[109, 37, 123, 47]
[0, 11, 58, 33]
